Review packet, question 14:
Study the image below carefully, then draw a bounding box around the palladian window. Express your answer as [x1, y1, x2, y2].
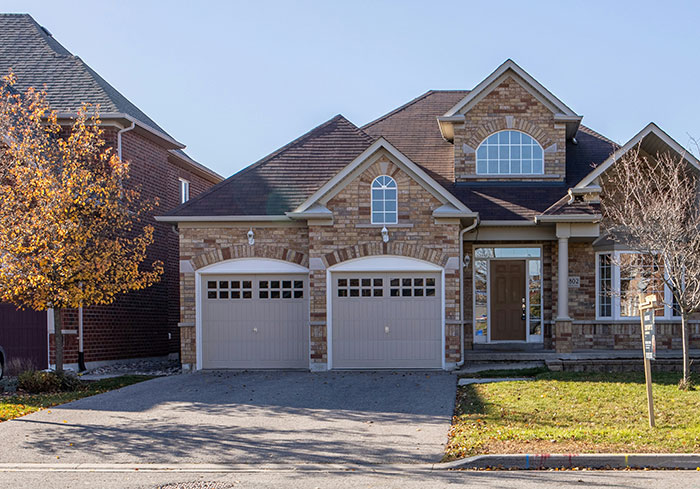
[476, 130, 544, 175]
[371, 175, 397, 224]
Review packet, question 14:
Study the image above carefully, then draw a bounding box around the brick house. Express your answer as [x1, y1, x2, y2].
[160, 59, 700, 371]
[0, 14, 222, 370]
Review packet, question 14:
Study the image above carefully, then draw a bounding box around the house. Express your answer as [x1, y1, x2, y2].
[159, 59, 700, 371]
[0, 14, 222, 370]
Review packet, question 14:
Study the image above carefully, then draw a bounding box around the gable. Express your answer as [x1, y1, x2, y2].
[575, 123, 700, 189]
[293, 138, 474, 219]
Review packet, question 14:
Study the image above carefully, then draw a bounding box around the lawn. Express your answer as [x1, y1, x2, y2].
[446, 371, 700, 460]
[0, 375, 153, 422]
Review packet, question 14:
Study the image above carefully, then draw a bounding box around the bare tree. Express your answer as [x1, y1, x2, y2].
[601, 146, 700, 388]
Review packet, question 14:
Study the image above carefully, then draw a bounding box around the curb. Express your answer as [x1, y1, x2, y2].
[439, 453, 700, 470]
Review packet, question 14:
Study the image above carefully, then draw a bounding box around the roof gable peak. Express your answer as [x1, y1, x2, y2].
[438, 59, 582, 141]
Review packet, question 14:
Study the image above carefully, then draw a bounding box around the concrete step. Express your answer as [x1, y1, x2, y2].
[456, 361, 546, 375]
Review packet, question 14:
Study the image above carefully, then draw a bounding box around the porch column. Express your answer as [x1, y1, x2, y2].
[557, 235, 570, 321]
[555, 224, 573, 352]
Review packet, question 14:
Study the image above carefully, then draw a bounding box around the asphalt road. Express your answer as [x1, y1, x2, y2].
[1, 467, 699, 489]
[0, 370, 456, 464]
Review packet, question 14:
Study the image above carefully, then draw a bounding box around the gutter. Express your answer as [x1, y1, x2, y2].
[458, 216, 480, 367]
[154, 215, 292, 223]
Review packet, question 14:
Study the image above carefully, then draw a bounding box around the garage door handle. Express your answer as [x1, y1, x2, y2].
[385, 326, 390, 334]
[253, 327, 258, 334]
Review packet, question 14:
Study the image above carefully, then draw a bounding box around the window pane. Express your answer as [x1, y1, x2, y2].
[385, 212, 397, 223]
[531, 159, 543, 174]
[476, 160, 487, 174]
[372, 212, 384, 223]
[373, 200, 384, 212]
[384, 189, 396, 200]
[372, 189, 383, 200]
[488, 160, 498, 174]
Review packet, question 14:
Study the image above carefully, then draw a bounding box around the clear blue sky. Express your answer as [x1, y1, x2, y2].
[4, 0, 700, 177]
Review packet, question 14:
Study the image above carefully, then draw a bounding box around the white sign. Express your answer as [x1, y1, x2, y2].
[568, 276, 580, 288]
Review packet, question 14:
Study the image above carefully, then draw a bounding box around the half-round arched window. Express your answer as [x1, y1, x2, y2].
[476, 130, 544, 175]
[371, 175, 397, 224]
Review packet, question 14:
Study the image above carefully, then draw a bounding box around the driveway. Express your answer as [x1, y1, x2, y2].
[0, 371, 456, 464]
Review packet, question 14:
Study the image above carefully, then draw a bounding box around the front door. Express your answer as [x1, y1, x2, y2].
[490, 260, 526, 341]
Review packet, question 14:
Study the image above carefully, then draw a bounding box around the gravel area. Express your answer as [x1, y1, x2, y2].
[80, 358, 181, 378]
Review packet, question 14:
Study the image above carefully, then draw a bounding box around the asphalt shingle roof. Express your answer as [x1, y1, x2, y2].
[166, 89, 615, 220]
[168, 115, 375, 216]
[0, 13, 169, 135]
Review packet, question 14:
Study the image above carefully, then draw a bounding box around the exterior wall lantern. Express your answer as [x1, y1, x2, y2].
[247, 228, 255, 246]
[381, 226, 389, 243]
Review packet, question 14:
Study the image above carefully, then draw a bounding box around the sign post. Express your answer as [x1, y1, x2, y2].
[639, 294, 657, 428]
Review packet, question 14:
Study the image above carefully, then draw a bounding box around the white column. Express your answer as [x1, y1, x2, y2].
[557, 236, 570, 320]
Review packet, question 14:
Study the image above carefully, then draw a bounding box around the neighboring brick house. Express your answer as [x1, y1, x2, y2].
[0, 14, 222, 369]
[161, 59, 700, 371]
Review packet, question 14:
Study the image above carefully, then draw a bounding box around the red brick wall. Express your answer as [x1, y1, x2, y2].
[50, 128, 217, 365]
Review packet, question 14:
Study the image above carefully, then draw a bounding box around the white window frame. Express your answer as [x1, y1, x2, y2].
[179, 178, 190, 204]
[595, 251, 681, 320]
[370, 175, 398, 225]
[475, 130, 545, 176]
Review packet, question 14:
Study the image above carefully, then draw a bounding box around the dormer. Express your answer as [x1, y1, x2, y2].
[438, 60, 582, 182]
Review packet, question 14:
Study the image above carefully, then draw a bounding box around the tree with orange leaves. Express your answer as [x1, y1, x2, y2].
[0, 73, 163, 372]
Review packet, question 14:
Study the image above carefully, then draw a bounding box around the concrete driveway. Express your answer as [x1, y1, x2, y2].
[0, 371, 456, 464]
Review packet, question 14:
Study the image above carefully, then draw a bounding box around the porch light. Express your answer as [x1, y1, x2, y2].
[381, 226, 389, 243]
[247, 228, 255, 245]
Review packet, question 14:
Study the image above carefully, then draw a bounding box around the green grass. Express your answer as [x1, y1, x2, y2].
[446, 371, 700, 460]
[0, 375, 153, 422]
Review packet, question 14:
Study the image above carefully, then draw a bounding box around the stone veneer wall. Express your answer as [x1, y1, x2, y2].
[178, 224, 310, 365]
[308, 155, 462, 367]
[177, 153, 463, 368]
[453, 77, 567, 182]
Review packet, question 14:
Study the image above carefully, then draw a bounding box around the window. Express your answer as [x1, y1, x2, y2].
[206, 279, 252, 300]
[371, 175, 397, 224]
[179, 178, 190, 204]
[476, 130, 544, 175]
[337, 277, 383, 298]
[596, 252, 678, 319]
[259, 279, 304, 299]
[389, 277, 436, 298]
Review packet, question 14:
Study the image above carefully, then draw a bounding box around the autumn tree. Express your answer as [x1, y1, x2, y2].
[0, 73, 163, 372]
[602, 146, 700, 388]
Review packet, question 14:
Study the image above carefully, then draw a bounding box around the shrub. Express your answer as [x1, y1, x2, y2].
[17, 370, 82, 393]
[18, 370, 61, 393]
[6, 357, 37, 377]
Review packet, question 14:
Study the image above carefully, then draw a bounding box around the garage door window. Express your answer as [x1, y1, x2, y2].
[389, 277, 436, 297]
[207, 280, 252, 299]
[259, 279, 304, 299]
[337, 278, 383, 297]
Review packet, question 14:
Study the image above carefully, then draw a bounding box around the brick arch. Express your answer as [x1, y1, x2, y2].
[469, 117, 553, 149]
[322, 242, 450, 269]
[191, 244, 308, 271]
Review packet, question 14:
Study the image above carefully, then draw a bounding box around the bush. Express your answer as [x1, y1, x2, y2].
[6, 357, 37, 377]
[17, 370, 82, 393]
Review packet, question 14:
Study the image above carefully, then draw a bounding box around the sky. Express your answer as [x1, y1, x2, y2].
[3, 0, 700, 177]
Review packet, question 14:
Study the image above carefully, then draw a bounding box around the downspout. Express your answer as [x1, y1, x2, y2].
[458, 216, 480, 367]
[73, 121, 135, 370]
[117, 121, 136, 161]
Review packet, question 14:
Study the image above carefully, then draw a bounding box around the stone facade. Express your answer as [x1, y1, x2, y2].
[177, 152, 463, 369]
[453, 76, 567, 182]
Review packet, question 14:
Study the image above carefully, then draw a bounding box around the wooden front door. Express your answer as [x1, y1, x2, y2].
[490, 260, 526, 341]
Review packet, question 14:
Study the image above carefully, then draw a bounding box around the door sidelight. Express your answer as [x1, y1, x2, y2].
[521, 297, 526, 321]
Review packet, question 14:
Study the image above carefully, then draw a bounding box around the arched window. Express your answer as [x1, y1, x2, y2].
[476, 130, 544, 175]
[371, 175, 397, 224]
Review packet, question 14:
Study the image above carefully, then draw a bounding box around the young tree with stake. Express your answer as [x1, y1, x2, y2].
[0, 73, 163, 372]
[601, 146, 700, 389]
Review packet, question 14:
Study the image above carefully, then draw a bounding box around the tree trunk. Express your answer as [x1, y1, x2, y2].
[54, 308, 64, 373]
[681, 312, 690, 384]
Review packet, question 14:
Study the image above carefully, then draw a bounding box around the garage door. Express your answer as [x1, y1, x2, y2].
[331, 272, 442, 369]
[201, 274, 309, 369]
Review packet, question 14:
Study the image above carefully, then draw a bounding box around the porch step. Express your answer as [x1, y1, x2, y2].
[456, 361, 546, 375]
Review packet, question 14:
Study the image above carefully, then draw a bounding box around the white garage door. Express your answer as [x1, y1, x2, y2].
[201, 274, 309, 369]
[331, 271, 442, 369]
